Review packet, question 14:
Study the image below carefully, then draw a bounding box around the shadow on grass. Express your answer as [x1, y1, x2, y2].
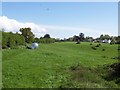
[61, 62, 120, 88]
[100, 63, 120, 85]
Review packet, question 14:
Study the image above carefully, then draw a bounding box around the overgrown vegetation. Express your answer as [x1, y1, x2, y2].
[95, 62, 120, 87]
[2, 31, 25, 49]
[2, 28, 55, 49]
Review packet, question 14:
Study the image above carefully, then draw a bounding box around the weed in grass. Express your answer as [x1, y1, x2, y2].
[111, 56, 120, 60]
[90, 43, 92, 45]
[91, 46, 97, 50]
[102, 56, 108, 58]
[95, 44, 100, 47]
[102, 49, 105, 51]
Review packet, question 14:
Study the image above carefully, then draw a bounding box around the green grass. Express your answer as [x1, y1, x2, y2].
[2, 42, 119, 88]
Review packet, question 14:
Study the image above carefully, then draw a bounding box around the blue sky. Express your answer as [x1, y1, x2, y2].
[1, 2, 118, 39]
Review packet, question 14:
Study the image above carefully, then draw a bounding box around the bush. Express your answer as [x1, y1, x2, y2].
[2, 31, 25, 49]
[95, 44, 101, 47]
[39, 38, 55, 44]
[91, 46, 97, 50]
[110, 39, 116, 45]
[102, 49, 105, 51]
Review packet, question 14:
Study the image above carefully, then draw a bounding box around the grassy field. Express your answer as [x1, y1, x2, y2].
[2, 42, 119, 88]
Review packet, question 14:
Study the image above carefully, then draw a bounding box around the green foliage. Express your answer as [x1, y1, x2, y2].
[110, 38, 116, 44]
[7, 36, 16, 48]
[100, 34, 110, 40]
[15, 34, 25, 45]
[38, 34, 55, 44]
[43, 34, 50, 38]
[79, 33, 85, 41]
[20, 27, 34, 43]
[115, 36, 120, 44]
[96, 62, 120, 87]
[34, 37, 40, 43]
[33, 34, 55, 44]
[73, 33, 85, 44]
[84, 36, 93, 42]
[2, 31, 25, 49]
[2, 32, 8, 49]
[39, 38, 55, 44]
[73, 35, 80, 44]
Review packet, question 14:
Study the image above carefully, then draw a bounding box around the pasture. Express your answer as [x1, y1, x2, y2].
[2, 42, 119, 88]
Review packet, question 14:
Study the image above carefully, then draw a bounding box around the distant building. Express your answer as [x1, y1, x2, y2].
[93, 39, 111, 43]
[101, 39, 111, 43]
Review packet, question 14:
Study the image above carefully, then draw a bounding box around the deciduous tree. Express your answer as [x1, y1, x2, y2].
[20, 27, 34, 43]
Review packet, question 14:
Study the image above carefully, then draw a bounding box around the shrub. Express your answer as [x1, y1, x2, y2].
[102, 49, 105, 51]
[2, 31, 25, 49]
[95, 44, 101, 47]
[91, 46, 97, 50]
[39, 38, 55, 44]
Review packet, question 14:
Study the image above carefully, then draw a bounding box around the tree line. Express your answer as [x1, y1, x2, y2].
[58, 34, 120, 44]
[2, 27, 55, 49]
[1, 27, 120, 49]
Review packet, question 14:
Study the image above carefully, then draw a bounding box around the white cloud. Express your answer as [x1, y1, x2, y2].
[0, 16, 117, 39]
[0, 16, 47, 37]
